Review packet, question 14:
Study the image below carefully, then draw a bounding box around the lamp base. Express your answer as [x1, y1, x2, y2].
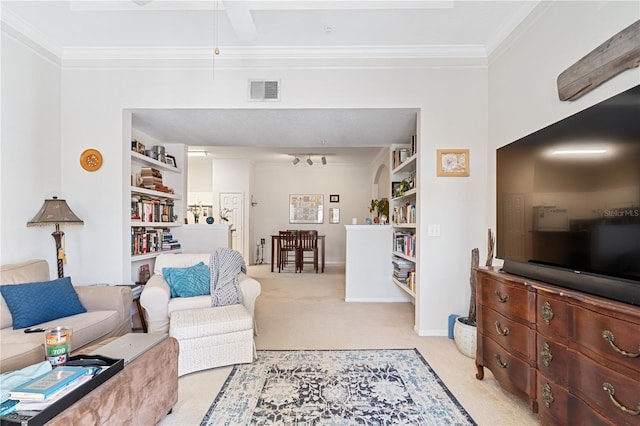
[52, 226, 65, 278]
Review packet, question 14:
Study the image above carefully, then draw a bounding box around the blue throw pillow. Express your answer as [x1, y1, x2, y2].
[163, 262, 211, 298]
[0, 277, 87, 329]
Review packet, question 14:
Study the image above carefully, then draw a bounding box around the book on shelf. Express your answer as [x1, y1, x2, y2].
[9, 366, 95, 401]
[393, 203, 416, 225]
[393, 231, 415, 257]
[131, 196, 174, 223]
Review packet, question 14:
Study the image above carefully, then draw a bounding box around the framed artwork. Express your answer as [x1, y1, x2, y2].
[391, 182, 401, 198]
[329, 208, 340, 224]
[289, 194, 324, 224]
[437, 149, 470, 177]
[329, 194, 340, 203]
[165, 155, 177, 167]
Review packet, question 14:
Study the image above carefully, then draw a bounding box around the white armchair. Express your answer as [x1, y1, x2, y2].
[140, 253, 261, 334]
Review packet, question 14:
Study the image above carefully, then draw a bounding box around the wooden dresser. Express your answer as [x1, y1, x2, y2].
[475, 267, 640, 425]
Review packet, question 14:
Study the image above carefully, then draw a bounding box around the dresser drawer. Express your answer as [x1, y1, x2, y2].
[536, 291, 568, 341]
[567, 394, 615, 426]
[537, 373, 568, 426]
[480, 335, 536, 408]
[536, 336, 568, 384]
[479, 274, 535, 323]
[568, 350, 640, 426]
[482, 307, 535, 361]
[571, 304, 640, 374]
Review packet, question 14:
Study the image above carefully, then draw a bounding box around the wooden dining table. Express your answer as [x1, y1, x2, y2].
[270, 234, 326, 273]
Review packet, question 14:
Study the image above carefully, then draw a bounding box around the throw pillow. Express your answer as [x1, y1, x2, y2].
[162, 262, 211, 298]
[0, 277, 87, 329]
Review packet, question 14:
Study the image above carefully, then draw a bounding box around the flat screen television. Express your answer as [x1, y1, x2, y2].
[496, 84, 640, 306]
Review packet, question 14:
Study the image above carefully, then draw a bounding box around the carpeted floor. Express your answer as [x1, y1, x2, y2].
[201, 349, 476, 426]
[158, 264, 538, 426]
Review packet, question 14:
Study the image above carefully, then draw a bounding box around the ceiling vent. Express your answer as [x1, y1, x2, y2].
[248, 80, 280, 102]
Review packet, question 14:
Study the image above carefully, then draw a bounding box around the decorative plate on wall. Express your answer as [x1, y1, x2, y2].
[80, 148, 103, 172]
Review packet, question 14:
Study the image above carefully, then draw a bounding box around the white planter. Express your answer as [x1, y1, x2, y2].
[453, 316, 477, 359]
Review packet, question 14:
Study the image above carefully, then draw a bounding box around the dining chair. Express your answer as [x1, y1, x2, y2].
[278, 231, 299, 273]
[298, 230, 318, 273]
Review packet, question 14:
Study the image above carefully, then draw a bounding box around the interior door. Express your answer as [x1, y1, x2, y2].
[220, 192, 244, 257]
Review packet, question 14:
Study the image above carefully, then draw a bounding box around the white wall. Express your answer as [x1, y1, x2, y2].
[0, 29, 64, 279]
[252, 162, 371, 265]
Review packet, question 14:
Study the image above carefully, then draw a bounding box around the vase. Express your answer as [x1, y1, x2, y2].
[194, 216, 199, 224]
[453, 316, 477, 358]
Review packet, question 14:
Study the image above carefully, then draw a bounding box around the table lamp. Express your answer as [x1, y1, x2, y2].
[27, 196, 84, 278]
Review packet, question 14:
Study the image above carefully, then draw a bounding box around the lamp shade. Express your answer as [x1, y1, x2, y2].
[27, 197, 84, 227]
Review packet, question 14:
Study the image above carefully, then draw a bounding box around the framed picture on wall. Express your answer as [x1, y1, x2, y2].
[329, 208, 340, 224]
[329, 194, 340, 203]
[437, 149, 470, 177]
[289, 194, 324, 224]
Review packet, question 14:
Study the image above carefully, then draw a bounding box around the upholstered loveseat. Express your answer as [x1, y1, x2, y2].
[0, 259, 133, 373]
[140, 253, 261, 334]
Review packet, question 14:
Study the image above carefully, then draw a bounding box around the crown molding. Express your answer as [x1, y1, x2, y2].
[488, 1, 553, 65]
[1, 6, 61, 61]
[485, 1, 541, 57]
[61, 44, 488, 61]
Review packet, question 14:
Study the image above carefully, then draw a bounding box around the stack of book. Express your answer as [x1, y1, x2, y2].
[7, 366, 98, 412]
[140, 167, 169, 192]
[161, 229, 181, 251]
[392, 258, 414, 286]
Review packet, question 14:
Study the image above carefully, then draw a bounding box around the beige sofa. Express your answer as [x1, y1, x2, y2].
[0, 259, 133, 373]
[140, 253, 261, 334]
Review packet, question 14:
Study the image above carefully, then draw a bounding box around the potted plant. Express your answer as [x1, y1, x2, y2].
[369, 198, 389, 224]
[453, 248, 479, 358]
[453, 229, 495, 358]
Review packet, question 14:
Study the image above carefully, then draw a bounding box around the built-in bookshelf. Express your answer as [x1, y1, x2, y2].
[390, 138, 418, 298]
[129, 146, 183, 278]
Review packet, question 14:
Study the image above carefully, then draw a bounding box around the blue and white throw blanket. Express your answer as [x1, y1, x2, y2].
[210, 248, 246, 307]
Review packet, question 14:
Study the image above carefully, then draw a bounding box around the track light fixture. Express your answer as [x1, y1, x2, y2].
[289, 153, 334, 165]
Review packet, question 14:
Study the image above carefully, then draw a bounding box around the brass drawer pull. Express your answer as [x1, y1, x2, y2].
[542, 383, 554, 408]
[494, 290, 509, 303]
[541, 342, 553, 367]
[494, 320, 510, 336]
[602, 382, 640, 416]
[541, 301, 554, 325]
[602, 330, 640, 358]
[494, 353, 509, 368]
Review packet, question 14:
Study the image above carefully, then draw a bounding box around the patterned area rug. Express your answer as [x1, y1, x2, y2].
[201, 349, 476, 425]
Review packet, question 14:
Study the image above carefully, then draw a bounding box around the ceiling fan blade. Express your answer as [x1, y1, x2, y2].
[222, 0, 258, 42]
